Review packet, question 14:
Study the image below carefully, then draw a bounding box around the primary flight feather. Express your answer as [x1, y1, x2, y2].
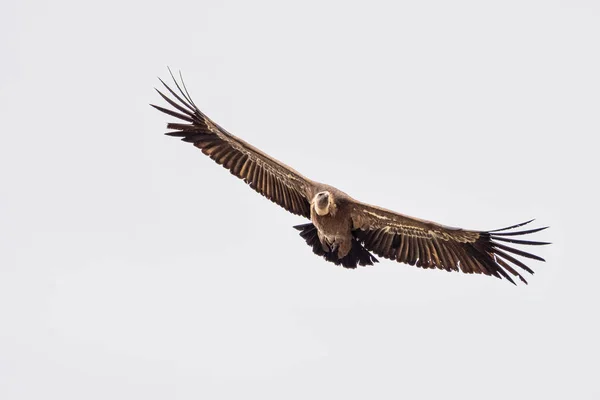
[152, 70, 549, 285]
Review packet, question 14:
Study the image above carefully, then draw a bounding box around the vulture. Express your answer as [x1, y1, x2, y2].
[152, 70, 549, 285]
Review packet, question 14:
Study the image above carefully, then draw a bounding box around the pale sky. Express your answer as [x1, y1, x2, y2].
[1, 0, 599, 399]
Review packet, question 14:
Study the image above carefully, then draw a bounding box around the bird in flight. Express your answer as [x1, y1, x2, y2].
[152, 70, 549, 285]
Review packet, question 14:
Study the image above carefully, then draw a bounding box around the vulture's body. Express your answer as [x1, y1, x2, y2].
[152, 71, 549, 284]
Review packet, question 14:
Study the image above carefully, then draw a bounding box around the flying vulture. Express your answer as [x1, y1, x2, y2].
[152, 71, 549, 285]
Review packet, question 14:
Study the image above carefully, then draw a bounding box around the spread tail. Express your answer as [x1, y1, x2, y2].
[293, 223, 379, 268]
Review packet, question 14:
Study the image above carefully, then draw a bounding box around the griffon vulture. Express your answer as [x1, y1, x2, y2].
[152, 71, 549, 285]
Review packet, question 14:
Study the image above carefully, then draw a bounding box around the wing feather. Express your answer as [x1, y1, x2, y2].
[152, 71, 314, 218]
[351, 203, 548, 284]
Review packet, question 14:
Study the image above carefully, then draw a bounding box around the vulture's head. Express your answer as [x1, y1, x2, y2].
[314, 191, 334, 216]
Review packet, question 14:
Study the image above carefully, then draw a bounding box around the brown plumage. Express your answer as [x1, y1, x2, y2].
[152, 70, 550, 285]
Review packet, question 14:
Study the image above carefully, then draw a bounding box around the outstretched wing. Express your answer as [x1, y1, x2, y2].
[351, 203, 549, 284]
[151, 71, 314, 218]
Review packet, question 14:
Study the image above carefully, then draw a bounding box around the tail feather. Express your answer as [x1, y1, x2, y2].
[293, 223, 378, 268]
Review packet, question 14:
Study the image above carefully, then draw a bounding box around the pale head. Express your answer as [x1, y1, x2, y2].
[313, 191, 333, 216]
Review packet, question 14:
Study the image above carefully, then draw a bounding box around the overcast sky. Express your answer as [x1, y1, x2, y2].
[1, 0, 599, 399]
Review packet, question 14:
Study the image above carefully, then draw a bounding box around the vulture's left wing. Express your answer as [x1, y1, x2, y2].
[350, 202, 549, 284]
[151, 71, 314, 218]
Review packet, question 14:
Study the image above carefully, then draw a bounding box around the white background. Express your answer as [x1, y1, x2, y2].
[1, 1, 598, 398]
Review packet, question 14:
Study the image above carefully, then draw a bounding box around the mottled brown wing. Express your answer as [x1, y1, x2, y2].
[350, 203, 549, 284]
[151, 71, 313, 218]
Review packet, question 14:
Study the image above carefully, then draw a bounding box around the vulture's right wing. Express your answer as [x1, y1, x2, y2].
[152, 71, 315, 218]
